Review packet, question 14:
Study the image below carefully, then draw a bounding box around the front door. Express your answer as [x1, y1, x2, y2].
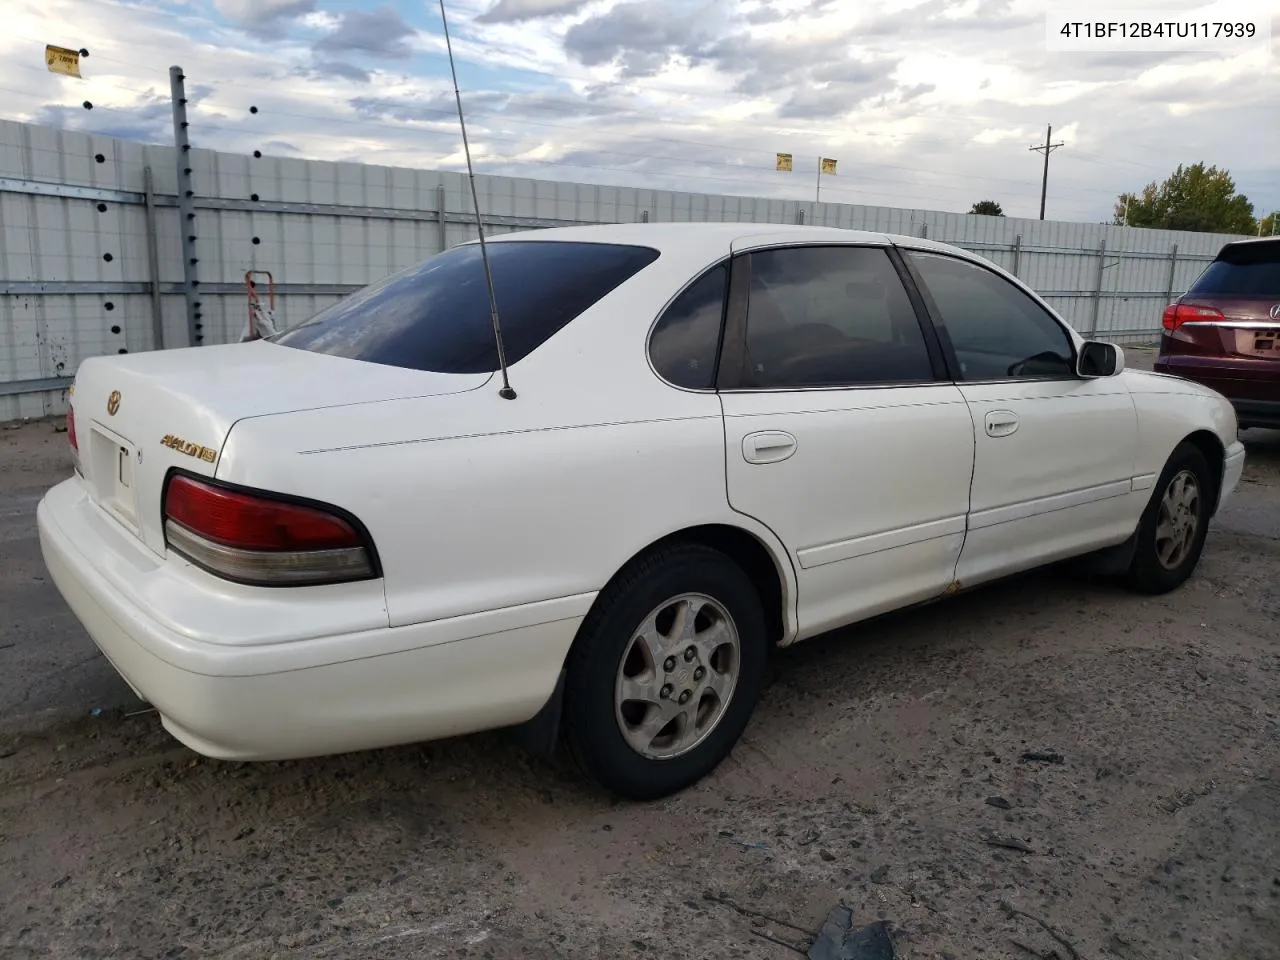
[717, 242, 975, 641]
[901, 248, 1140, 588]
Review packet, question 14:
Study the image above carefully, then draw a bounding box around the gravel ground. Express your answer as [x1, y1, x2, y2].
[2, 353, 1278, 960]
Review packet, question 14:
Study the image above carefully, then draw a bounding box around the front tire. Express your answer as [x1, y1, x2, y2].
[1124, 441, 1214, 594]
[563, 543, 768, 801]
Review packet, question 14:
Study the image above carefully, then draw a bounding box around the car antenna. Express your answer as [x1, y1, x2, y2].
[438, 0, 516, 400]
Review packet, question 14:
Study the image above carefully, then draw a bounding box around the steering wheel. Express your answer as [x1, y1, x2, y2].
[1008, 351, 1067, 378]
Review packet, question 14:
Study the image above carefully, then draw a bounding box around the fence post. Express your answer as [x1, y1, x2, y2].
[169, 65, 202, 347]
[142, 166, 164, 351]
[1087, 238, 1106, 337]
[1011, 234, 1021, 277]
[1164, 243, 1179, 301]
[436, 184, 447, 253]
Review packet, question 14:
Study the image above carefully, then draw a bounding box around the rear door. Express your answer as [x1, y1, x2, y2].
[900, 247, 1140, 588]
[717, 241, 974, 640]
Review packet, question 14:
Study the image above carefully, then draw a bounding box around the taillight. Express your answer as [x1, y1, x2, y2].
[1162, 302, 1225, 331]
[162, 474, 378, 586]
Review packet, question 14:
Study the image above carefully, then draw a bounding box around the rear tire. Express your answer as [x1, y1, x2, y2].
[1123, 441, 1213, 595]
[563, 543, 767, 801]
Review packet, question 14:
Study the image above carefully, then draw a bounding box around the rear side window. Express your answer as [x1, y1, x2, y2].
[741, 245, 935, 388]
[1187, 243, 1280, 297]
[273, 241, 660, 373]
[648, 264, 728, 389]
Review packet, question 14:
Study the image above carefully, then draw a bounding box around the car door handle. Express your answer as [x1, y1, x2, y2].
[742, 431, 797, 464]
[984, 410, 1019, 438]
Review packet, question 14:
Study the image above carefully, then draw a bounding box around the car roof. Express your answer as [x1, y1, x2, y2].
[480, 221, 957, 257]
[1219, 235, 1280, 254]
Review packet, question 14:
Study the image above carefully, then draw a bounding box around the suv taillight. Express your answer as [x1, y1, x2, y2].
[1162, 302, 1225, 331]
[162, 474, 378, 586]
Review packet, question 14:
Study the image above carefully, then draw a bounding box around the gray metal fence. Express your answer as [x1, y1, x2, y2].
[0, 117, 1249, 421]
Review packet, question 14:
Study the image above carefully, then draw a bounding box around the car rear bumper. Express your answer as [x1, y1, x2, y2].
[1227, 399, 1280, 429]
[37, 477, 590, 761]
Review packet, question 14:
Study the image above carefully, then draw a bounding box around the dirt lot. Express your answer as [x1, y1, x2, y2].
[2, 358, 1278, 959]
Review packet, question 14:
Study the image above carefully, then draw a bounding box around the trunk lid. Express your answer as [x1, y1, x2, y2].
[1177, 294, 1280, 362]
[69, 340, 489, 557]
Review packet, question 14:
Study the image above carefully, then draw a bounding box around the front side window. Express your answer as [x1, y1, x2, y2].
[273, 241, 660, 373]
[907, 251, 1075, 380]
[648, 264, 729, 389]
[740, 245, 935, 389]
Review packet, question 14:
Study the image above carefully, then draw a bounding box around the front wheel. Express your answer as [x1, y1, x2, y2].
[562, 543, 768, 801]
[1124, 441, 1214, 594]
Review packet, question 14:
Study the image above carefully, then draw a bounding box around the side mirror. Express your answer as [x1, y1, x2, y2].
[1077, 340, 1124, 378]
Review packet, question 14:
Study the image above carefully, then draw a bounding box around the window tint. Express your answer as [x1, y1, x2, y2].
[741, 246, 935, 388]
[272, 241, 660, 373]
[1187, 243, 1280, 297]
[907, 251, 1075, 380]
[649, 264, 728, 389]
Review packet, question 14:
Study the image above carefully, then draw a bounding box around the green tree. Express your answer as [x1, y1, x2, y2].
[1114, 163, 1255, 234]
[1257, 211, 1279, 236]
[969, 200, 1004, 216]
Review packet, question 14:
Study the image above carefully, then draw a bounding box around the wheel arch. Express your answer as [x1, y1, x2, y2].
[1181, 429, 1225, 515]
[591, 523, 798, 651]
[508, 520, 798, 759]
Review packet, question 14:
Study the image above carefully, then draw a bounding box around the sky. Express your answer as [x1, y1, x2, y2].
[0, 0, 1277, 224]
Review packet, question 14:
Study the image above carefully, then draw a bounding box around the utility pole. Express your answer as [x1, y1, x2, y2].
[169, 64, 202, 346]
[1029, 123, 1065, 221]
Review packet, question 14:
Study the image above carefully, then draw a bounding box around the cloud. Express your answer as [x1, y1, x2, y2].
[769, 56, 906, 118]
[349, 88, 629, 128]
[214, 0, 316, 36]
[351, 91, 512, 124]
[744, 7, 785, 25]
[307, 60, 373, 83]
[1, 0, 1277, 227]
[477, 0, 592, 24]
[564, 1, 731, 77]
[314, 5, 417, 59]
[857, 0, 1036, 36]
[33, 95, 173, 146]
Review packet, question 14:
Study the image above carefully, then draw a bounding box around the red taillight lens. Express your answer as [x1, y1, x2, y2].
[1163, 302, 1225, 331]
[67, 405, 78, 451]
[162, 474, 377, 586]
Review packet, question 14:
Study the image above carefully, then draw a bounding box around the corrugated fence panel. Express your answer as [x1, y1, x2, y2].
[0, 117, 1259, 420]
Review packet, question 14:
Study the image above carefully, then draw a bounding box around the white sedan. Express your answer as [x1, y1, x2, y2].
[38, 223, 1245, 799]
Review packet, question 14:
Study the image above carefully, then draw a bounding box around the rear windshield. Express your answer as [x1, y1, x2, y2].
[272, 240, 660, 373]
[1187, 242, 1280, 298]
